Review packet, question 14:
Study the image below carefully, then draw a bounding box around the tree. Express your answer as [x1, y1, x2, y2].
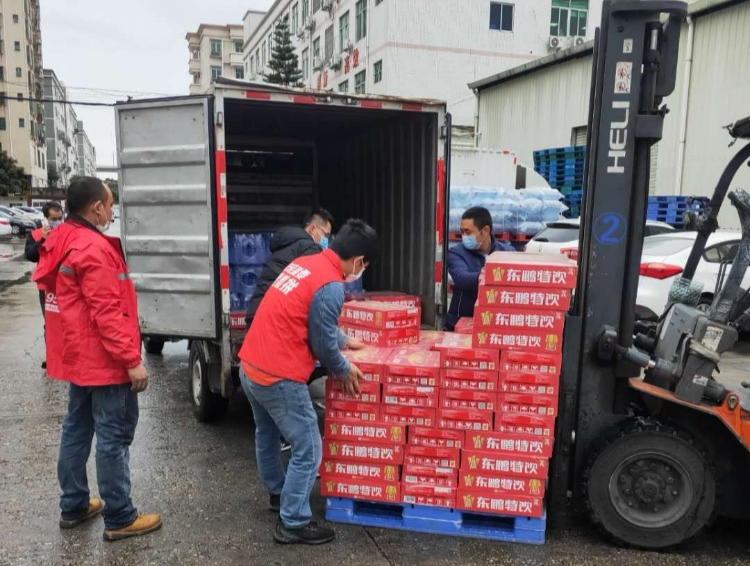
[47, 164, 61, 188]
[0, 150, 27, 197]
[104, 178, 119, 202]
[265, 15, 304, 87]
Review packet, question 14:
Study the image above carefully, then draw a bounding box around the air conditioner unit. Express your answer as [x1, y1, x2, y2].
[305, 16, 316, 31]
[548, 36, 563, 50]
[573, 35, 586, 46]
[330, 53, 343, 70]
[313, 56, 324, 70]
[342, 40, 354, 55]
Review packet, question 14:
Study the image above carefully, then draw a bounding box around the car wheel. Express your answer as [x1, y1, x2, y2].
[11, 225, 21, 235]
[142, 337, 165, 355]
[584, 419, 716, 550]
[189, 341, 229, 423]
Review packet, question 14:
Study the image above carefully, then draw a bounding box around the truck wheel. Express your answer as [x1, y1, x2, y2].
[189, 342, 229, 423]
[143, 337, 165, 355]
[584, 419, 716, 550]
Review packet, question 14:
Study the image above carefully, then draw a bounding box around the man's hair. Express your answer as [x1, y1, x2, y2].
[42, 201, 63, 218]
[303, 208, 334, 229]
[330, 219, 379, 263]
[462, 206, 493, 232]
[67, 177, 107, 216]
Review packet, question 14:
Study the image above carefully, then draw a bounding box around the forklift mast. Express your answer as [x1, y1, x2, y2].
[550, 0, 688, 516]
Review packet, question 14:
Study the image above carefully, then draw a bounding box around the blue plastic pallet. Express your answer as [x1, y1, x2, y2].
[325, 497, 546, 545]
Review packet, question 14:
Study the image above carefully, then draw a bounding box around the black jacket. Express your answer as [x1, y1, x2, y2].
[244, 226, 322, 328]
[25, 231, 43, 263]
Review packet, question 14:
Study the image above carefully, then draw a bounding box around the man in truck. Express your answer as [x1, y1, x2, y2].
[446, 206, 514, 331]
[238, 218, 378, 545]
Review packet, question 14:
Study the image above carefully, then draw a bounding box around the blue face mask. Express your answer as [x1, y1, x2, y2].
[319, 236, 329, 250]
[49, 220, 62, 229]
[462, 233, 484, 251]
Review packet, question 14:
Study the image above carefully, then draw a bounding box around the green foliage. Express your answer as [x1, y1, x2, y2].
[0, 150, 27, 196]
[265, 15, 304, 87]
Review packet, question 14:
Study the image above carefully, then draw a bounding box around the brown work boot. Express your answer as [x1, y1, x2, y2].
[59, 498, 105, 529]
[103, 513, 162, 541]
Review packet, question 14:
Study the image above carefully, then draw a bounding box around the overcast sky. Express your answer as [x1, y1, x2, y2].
[40, 0, 275, 169]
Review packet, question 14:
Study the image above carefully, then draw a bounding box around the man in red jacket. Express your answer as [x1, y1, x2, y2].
[33, 177, 161, 541]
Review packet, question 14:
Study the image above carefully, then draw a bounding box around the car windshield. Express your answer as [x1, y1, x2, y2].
[642, 237, 694, 256]
[533, 223, 579, 243]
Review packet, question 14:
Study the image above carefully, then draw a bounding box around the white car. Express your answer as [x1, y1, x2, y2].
[14, 206, 45, 220]
[0, 216, 11, 237]
[636, 231, 750, 320]
[526, 218, 675, 258]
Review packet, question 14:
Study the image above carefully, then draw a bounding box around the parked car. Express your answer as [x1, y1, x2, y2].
[0, 206, 41, 228]
[0, 216, 12, 237]
[636, 231, 750, 320]
[526, 218, 675, 258]
[13, 206, 44, 220]
[0, 210, 37, 235]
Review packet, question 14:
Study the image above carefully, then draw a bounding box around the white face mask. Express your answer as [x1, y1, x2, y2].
[95, 203, 111, 233]
[345, 258, 365, 283]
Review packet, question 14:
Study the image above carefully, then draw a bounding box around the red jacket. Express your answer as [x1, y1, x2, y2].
[33, 218, 142, 386]
[239, 248, 342, 383]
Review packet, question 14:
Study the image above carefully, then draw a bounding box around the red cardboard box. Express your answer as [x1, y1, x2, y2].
[386, 374, 439, 387]
[474, 307, 565, 333]
[472, 329, 563, 353]
[483, 252, 578, 289]
[437, 408, 493, 431]
[500, 375, 558, 397]
[495, 412, 556, 437]
[381, 405, 436, 427]
[477, 285, 572, 311]
[497, 393, 558, 417]
[402, 484, 457, 508]
[434, 333, 473, 349]
[454, 318, 474, 334]
[500, 350, 562, 376]
[341, 301, 420, 329]
[342, 347, 393, 382]
[420, 330, 451, 349]
[404, 445, 460, 469]
[383, 384, 439, 408]
[408, 427, 465, 449]
[439, 389, 496, 412]
[403, 464, 458, 488]
[386, 347, 441, 377]
[323, 439, 404, 464]
[321, 477, 401, 503]
[345, 291, 421, 309]
[324, 419, 406, 445]
[459, 470, 546, 497]
[461, 450, 549, 479]
[326, 400, 380, 422]
[464, 431, 554, 458]
[441, 368, 499, 392]
[456, 490, 544, 518]
[326, 379, 381, 404]
[439, 346, 500, 371]
[341, 323, 420, 347]
[320, 460, 401, 482]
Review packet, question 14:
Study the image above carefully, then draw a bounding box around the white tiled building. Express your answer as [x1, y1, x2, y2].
[187, 24, 246, 95]
[241, 0, 601, 125]
[43, 69, 79, 188]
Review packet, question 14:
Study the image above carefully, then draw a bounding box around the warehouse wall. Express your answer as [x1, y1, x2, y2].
[476, 0, 750, 230]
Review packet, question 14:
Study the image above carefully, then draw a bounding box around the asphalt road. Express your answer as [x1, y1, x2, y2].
[1, 245, 750, 565]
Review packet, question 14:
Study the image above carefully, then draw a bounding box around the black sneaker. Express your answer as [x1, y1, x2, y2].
[274, 519, 335, 545]
[280, 441, 291, 453]
[269, 494, 281, 512]
[41, 360, 46, 369]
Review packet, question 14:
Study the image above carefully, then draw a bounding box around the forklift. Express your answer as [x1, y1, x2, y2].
[551, 0, 750, 549]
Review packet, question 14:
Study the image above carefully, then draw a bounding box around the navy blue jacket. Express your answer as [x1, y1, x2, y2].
[446, 237, 514, 328]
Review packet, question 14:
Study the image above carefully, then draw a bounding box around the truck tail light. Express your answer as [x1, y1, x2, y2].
[639, 263, 683, 280]
[561, 247, 579, 260]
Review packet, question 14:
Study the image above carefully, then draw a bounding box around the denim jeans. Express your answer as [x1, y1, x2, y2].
[240, 369, 322, 529]
[58, 382, 139, 530]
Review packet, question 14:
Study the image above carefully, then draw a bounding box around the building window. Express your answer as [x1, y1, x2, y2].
[324, 26, 334, 61]
[489, 2, 514, 32]
[211, 66, 222, 81]
[262, 41, 267, 66]
[302, 0, 310, 23]
[268, 33, 273, 59]
[17, 92, 22, 100]
[0, 118, 5, 131]
[14, 41, 21, 51]
[302, 48, 310, 79]
[313, 37, 321, 60]
[235, 67, 245, 79]
[313, 0, 322, 13]
[15, 67, 22, 78]
[12, 14, 19, 23]
[210, 39, 222, 56]
[373, 60, 382, 83]
[19, 118, 25, 128]
[339, 80, 349, 93]
[256, 50, 261, 70]
[375, 0, 385, 5]
[0, 67, 3, 81]
[235, 40, 243, 53]
[551, 0, 588, 37]
[291, 3, 299, 34]
[355, 70, 366, 94]
[339, 11, 350, 52]
[356, 0, 367, 41]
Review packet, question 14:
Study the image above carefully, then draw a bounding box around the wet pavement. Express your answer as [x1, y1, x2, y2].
[1, 274, 750, 565]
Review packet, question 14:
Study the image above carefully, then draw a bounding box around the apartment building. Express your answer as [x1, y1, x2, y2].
[240, 0, 601, 126]
[186, 24, 245, 94]
[0, 0, 46, 188]
[75, 120, 96, 178]
[43, 69, 78, 188]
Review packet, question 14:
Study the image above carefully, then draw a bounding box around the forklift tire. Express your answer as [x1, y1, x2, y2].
[189, 342, 229, 423]
[143, 337, 165, 355]
[584, 419, 716, 550]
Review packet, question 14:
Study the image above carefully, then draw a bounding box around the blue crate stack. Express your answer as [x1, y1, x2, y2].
[229, 232, 273, 312]
[646, 196, 709, 228]
[533, 146, 586, 219]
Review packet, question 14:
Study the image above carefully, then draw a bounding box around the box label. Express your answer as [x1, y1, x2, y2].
[324, 440, 404, 464]
[321, 477, 400, 503]
[461, 450, 548, 479]
[325, 419, 406, 444]
[478, 286, 571, 310]
[473, 329, 563, 353]
[321, 460, 400, 482]
[459, 471, 546, 497]
[466, 431, 554, 457]
[457, 490, 544, 518]
[474, 307, 565, 333]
